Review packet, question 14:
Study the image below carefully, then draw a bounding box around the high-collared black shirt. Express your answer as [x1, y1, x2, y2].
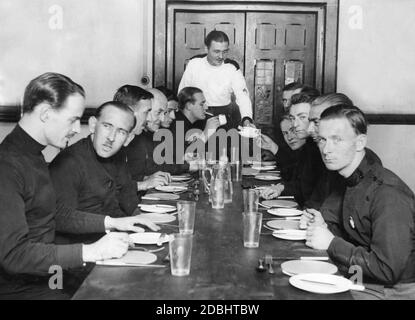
[281, 138, 325, 206]
[125, 129, 189, 182]
[323, 149, 415, 285]
[49, 137, 139, 219]
[0, 126, 97, 284]
[305, 148, 381, 210]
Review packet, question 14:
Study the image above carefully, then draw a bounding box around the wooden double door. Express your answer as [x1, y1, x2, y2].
[154, 1, 339, 131]
[172, 11, 319, 128]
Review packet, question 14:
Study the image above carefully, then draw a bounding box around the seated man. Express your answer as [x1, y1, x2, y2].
[173, 87, 221, 144]
[278, 115, 307, 180]
[156, 86, 179, 129]
[281, 82, 320, 112]
[0, 73, 153, 299]
[304, 93, 355, 209]
[124, 88, 193, 184]
[260, 92, 325, 206]
[114, 85, 171, 190]
[49, 101, 158, 243]
[303, 105, 415, 299]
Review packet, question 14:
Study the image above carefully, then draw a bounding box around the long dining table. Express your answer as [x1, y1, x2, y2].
[72, 175, 352, 300]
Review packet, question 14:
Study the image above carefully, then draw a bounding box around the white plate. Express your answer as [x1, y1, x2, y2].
[171, 175, 192, 182]
[272, 230, 307, 241]
[255, 174, 281, 181]
[281, 260, 338, 276]
[242, 168, 260, 176]
[262, 200, 298, 208]
[144, 193, 180, 200]
[129, 232, 172, 245]
[168, 182, 189, 187]
[252, 165, 277, 171]
[266, 220, 301, 230]
[97, 251, 157, 266]
[252, 161, 276, 166]
[238, 127, 261, 138]
[289, 273, 364, 294]
[267, 208, 303, 217]
[155, 185, 188, 193]
[138, 204, 176, 214]
[138, 213, 176, 224]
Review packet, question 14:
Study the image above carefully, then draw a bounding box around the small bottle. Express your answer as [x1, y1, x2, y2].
[219, 155, 233, 204]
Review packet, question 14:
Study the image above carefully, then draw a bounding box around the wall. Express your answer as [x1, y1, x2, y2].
[0, 0, 153, 106]
[337, 0, 415, 114]
[337, 0, 415, 191]
[0, 0, 153, 161]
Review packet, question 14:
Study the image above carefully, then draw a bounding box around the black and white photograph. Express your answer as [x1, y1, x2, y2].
[0, 0, 414, 305]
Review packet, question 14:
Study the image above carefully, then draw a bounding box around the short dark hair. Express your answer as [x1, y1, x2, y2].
[279, 114, 292, 124]
[177, 87, 203, 110]
[283, 82, 303, 92]
[291, 89, 320, 105]
[205, 30, 229, 48]
[113, 85, 153, 108]
[311, 93, 353, 109]
[22, 72, 85, 113]
[95, 101, 137, 132]
[320, 104, 368, 135]
[156, 86, 178, 102]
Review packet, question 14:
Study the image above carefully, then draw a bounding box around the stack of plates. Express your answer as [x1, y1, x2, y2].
[138, 204, 176, 214]
[255, 173, 281, 181]
[251, 165, 277, 171]
[171, 175, 192, 182]
[281, 260, 338, 277]
[252, 161, 276, 167]
[142, 193, 180, 201]
[155, 185, 187, 193]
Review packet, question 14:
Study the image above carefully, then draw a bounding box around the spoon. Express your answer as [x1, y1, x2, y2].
[265, 254, 275, 274]
[256, 259, 266, 272]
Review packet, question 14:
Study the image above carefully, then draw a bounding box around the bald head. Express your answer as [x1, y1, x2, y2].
[146, 88, 168, 132]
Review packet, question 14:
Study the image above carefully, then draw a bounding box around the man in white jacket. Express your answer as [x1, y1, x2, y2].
[178, 30, 254, 131]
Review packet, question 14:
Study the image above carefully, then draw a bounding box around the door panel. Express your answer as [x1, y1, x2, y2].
[174, 12, 245, 91]
[245, 12, 317, 129]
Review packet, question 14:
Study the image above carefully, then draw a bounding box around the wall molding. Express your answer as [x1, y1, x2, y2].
[0, 105, 96, 124]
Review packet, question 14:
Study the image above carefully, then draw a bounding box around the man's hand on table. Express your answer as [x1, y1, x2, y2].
[138, 171, 171, 190]
[105, 216, 160, 233]
[82, 232, 130, 262]
[305, 225, 334, 250]
[259, 183, 285, 199]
